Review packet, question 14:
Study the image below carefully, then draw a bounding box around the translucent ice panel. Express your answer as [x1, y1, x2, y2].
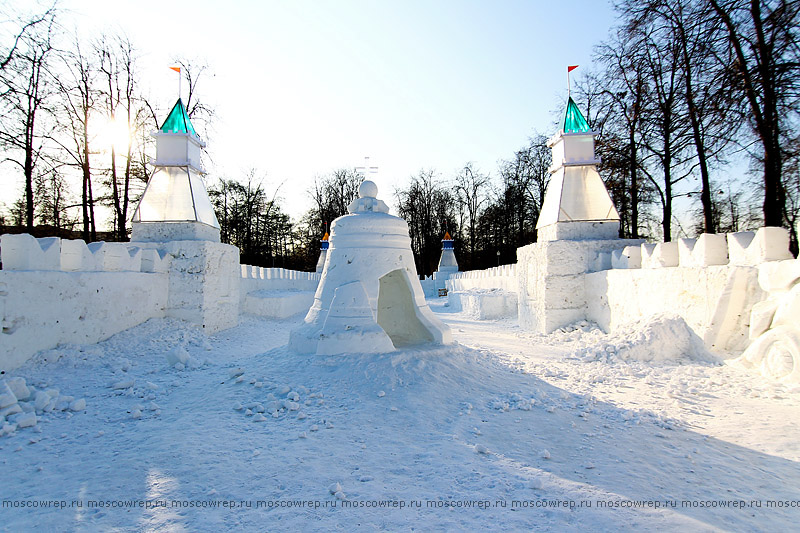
[132, 167, 219, 228]
[537, 166, 619, 227]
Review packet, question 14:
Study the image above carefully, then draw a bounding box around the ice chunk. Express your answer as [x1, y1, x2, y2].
[34, 391, 50, 412]
[0, 404, 23, 417]
[0, 392, 17, 410]
[166, 346, 190, 367]
[14, 412, 37, 428]
[111, 380, 135, 390]
[5, 378, 30, 401]
[69, 399, 86, 411]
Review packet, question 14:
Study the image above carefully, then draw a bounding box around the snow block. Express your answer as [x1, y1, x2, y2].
[130, 221, 221, 243]
[678, 239, 696, 267]
[0, 270, 169, 372]
[125, 246, 143, 272]
[0, 381, 17, 408]
[139, 248, 171, 273]
[692, 234, 728, 266]
[448, 289, 518, 319]
[164, 240, 240, 334]
[586, 264, 763, 355]
[88, 242, 130, 271]
[748, 227, 793, 264]
[611, 246, 641, 269]
[13, 412, 36, 428]
[594, 252, 612, 272]
[537, 221, 619, 242]
[640, 243, 656, 268]
[61, 239, 93, 271]
[517, 238, 638, 333]
[727, 231, 756, 265]
[0, 234, 61, 271]
[642, 242, 678, 268]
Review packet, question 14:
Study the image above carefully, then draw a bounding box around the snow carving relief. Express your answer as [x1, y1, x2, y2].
[737, 259, 800, 383]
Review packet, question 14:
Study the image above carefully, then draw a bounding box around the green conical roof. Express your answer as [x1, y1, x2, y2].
[160, 98, 197, 136]
[563, 97, 591, 133]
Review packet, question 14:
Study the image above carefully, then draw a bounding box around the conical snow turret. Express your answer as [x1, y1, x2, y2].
[536, 97, 619, 241]
[131, 98, 220, 242]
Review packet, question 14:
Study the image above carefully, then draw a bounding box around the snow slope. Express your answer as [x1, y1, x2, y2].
[1, 303, 799, 531]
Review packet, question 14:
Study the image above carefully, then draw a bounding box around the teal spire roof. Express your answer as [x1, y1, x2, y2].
[563, 97, 591, 134]
[160, 98, 197, 136]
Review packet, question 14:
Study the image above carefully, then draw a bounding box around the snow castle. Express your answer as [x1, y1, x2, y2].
[289, 180, 452, 355]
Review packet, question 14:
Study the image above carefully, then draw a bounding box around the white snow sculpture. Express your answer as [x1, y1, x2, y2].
[131, 98, 220, 242]
[536, 97, 620, 241]
[316, 231, 330, 273]
[437, 232, 458, 274]
[737, 258, 800, 383]
[289, 181, 452, 355]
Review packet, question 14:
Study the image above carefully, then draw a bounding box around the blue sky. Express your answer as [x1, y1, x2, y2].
[62, 0, 617, 219]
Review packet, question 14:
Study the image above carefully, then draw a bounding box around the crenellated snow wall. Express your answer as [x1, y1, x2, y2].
[0, 233, 320, 372]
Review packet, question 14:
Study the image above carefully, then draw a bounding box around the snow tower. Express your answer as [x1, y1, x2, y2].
[131, 98, 220, 242]
[536, 97, 619, 241]
[316, 231, 330, 273]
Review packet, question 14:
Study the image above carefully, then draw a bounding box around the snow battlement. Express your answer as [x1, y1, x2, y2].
[601, 228, 793, 271]
[0, 234, 171, 273]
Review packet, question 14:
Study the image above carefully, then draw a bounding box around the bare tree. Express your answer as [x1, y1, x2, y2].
[0, 7, 57, 231]
[395, 170, 456, 275]
[97, 33, 141, 240]
[708, 0, 800, 228]
[594, 28, 650, 238]
[453, 162, 489, 263]
[52, 37, 98, 241]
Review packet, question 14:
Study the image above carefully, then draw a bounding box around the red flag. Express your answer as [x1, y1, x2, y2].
[568, 65, 579, 72]
[170, 66, 181, 73]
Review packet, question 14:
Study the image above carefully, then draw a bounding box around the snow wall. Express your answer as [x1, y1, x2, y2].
[240, 266, 320, 319]
[583, 229, 793, 356]
[445, 265, 518, 319]
[447, 228, 795, 363]
[0, 233, 320, 372]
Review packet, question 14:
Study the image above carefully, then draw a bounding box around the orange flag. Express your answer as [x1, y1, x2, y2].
[170, 66, 181, 73]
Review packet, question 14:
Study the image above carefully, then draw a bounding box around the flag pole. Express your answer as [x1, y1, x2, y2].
[170, 67, 182, 101]
[567, 68, 571, 98]
[567, 65, 579, 100]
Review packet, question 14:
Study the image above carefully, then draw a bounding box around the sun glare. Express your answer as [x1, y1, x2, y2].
[99, 117, 132, 151]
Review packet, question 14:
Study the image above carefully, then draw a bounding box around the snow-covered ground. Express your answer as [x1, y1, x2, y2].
[2, 301, 799, 531]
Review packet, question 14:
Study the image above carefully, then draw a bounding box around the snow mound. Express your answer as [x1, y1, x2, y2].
[577, 315, 717, 363]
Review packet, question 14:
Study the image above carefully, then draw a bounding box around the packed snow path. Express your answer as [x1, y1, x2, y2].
[2, 304, 799, 531]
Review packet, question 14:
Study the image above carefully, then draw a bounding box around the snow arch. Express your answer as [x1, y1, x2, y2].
[377, 269, 435, 348]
